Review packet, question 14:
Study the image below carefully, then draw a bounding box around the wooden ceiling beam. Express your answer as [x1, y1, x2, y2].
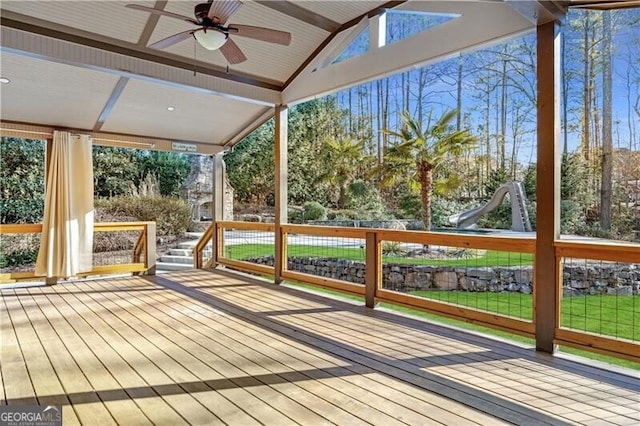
[254, 1, 340, 33]
[0, 12, 282, 91]
[284, 1, 407, 89]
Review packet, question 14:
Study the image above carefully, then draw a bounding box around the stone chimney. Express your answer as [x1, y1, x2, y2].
[180, 155, 233, 221]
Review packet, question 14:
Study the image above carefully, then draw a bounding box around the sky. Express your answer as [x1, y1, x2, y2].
[329, 8, 640, 166]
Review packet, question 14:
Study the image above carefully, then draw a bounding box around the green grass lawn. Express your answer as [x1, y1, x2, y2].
[225, 243, 534, 266]
[226, 243, 638, 369]
[411, 290, 639, 342]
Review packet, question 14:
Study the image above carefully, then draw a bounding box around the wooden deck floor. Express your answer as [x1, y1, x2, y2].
[1, 270, 638, 425]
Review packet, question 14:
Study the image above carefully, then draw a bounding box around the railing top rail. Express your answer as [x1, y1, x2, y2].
[218, 220, 276, 232]
[0, 223, 43, 233]
[1, 221, 154, 235]
[555, 240, 640, 263]
[378, 229, 536, 253]
[95, 222, 153, 232]
[278, 224, 535, 253]
[281, 224, 367, 238]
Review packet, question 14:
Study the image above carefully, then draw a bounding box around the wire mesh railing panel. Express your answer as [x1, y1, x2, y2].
[380, 239, 534, 321]
[561, 258, 639, 342]
[223, 228, 275, 267]
[93, 230, 140, 266]
[0, 232, 41, 275]
[284, 232, 366, 286]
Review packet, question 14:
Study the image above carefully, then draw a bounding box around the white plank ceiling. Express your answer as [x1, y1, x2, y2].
[0, 0, 571, 151]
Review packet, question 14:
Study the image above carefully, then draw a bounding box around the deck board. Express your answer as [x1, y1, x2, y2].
[43, 284, 187, 425]
[4, 291, 80, 424]
[1, 295, 38, 406]
[131, 277, 498, 425]
[172, 273, 552, 425]
[26, 286, 152, 425]
[18, 291, 114, 425]
[85, 278, 434, 426]
[1, 269, 638, 425]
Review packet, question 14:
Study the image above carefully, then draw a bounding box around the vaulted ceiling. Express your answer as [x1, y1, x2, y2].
[0, 0, 622, 154]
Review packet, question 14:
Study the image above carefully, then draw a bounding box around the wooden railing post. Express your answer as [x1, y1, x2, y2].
[214, 222, 223, 265]
[274, 104, 288, 284]
[365, 231, 381, 308]
[535, 20, 561, 354]
[211, 153, 225, 268]
[145, 222, 156, 275]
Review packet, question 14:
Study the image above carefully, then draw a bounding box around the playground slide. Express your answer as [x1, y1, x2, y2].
[448, 184, 513, 229]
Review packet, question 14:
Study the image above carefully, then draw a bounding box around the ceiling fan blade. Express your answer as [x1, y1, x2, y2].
[220, 38, 247, 64]
[229, 24, 291, 46]
[126, 4, 197, 24]
[207, 0, 243, 24]
[570, 0, 640, 9]
[148, 29, 195, 49]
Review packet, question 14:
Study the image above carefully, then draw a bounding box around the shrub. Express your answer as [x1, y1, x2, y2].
[96, 195, 191, 237]
[382, 241, 406, 256]
[398, 194, 422, 219]
[431, 197, 476, 228]
[302, 201, 327, 221]
[0, 234, 40, 268]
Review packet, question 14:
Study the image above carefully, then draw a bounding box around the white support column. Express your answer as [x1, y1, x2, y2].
[535, 20, 561, 354]
[211, 153, 225, 267]
[274, 105, 288, 284]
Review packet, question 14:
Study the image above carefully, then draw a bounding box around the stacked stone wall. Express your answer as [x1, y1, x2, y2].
[244, 256, 639, 296]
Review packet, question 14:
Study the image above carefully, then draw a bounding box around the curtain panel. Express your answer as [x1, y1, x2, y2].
[35, 131, 94, 278]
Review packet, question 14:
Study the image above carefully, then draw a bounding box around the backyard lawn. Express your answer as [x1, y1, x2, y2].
[411, 290, 639, 342]
[225, 243, 637, 343]
[225, 243, 534, 266]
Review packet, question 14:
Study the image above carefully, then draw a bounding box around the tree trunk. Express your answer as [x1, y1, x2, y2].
[456, 55, 463, 131]
[418, 161, 433, 231]
[338, 183, 347, 209]
[601, 11, 613, 232]
[581, 12, 591, 160]
[500, 57, 508, 171]
[562, 30, 569, 154]
[376, 79, 383, 163]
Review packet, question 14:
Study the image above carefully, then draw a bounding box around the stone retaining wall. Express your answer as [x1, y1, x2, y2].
[244, 256, 640, 296]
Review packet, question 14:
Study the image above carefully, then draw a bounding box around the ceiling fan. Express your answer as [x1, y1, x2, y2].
[126, 0, 292, 64]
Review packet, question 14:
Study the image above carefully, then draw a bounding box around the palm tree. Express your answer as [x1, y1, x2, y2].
[378, 110, 477, 231]
[319, 137, 367, 208]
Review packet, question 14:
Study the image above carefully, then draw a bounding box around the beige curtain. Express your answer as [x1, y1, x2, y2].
[35, 131, 94, 278]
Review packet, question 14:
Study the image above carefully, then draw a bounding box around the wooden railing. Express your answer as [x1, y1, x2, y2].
[195, 221, 276, 275]
[195, 221, 640, 362]
[199, 221, 536, 335]
[0, 222, 156, 284]
[554, 240, 640, 361]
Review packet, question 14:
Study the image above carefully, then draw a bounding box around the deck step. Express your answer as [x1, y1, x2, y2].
[156, 261, 194, 271]
[159, 255, 194, 264]
[168, 248, 193, 257]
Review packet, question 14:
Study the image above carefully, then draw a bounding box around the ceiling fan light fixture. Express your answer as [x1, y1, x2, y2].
[194, 29, 227, 50]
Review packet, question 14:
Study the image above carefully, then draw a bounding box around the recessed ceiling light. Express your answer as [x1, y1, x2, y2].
[0, 77, 10, 84]
[167, 106, 175, 111]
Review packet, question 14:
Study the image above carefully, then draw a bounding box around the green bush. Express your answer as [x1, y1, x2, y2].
[0, 234, 40, 268]
[431, 197, 476, 228]
[398, 193, 422, 219]
[302, 201, 327, 221]
[96, 195, 191, 237]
